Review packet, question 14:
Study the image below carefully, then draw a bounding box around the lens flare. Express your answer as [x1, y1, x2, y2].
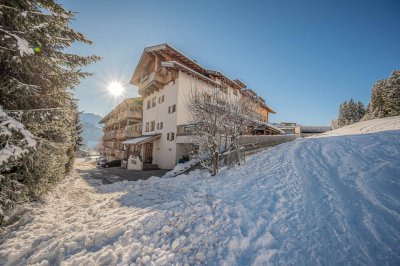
[107, 81, 124, 97]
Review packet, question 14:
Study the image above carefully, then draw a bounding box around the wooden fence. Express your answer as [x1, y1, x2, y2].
[239, 134, 299, 151]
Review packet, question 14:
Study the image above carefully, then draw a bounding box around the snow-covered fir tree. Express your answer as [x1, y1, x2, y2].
[337, 98, 366, 127]
[364, 70, 400, 120]
[0, 0, 99, 225]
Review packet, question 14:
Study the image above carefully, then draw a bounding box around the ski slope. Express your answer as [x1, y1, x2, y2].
[0, 117, 399, 265]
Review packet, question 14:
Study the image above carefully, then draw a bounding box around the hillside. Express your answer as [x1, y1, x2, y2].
[0, 117, 399, 265]
[80, 112, 103, 149]
[319, 115, 400, 137]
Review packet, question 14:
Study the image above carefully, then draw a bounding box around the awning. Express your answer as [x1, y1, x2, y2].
[122, 134, 161, 145]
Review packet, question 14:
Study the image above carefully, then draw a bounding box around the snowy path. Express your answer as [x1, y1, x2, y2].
[0, 119, 400, 265]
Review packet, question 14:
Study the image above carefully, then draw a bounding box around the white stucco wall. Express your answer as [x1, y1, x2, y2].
[140, 70, 241, 169]
[141, 80, 179, 169]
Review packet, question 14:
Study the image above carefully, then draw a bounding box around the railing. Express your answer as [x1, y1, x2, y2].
[117, 129, 125, 139]
[117, 111, 127, 121]
[103, 131, 117, 140]
[127, 110, 141, 119]
[116, 110, 141, 122]
[126, 130, 141, 138]
[115, 149, 127, 159]
[105, 148, 114, 155]
[177, 124, 197, 136]
[138, 71, 166, 95]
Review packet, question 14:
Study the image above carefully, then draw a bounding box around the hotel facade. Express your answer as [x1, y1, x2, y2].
[122, 44, 280, 169]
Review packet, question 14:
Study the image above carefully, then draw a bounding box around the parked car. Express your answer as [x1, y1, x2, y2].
[101, 160, 121, 168]
[97, 158, 107, 165]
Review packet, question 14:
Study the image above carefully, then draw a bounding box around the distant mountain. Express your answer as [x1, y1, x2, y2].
[80, 113, 103, 150]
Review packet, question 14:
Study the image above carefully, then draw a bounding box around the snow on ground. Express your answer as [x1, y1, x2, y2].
[0, 117, 400, 265]
[318, 115, 400, 137]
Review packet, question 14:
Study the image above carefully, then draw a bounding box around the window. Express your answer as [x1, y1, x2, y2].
[233, 89, 238, 96]
[152, 97, 156, 108]
[158, 95, 164, 104]
[168, 104, 176, 114]
[146, 100, 150, 110]
[150, 120, 155, 131]
[167, 132, 175, 141]
[145, 122, 149, 132]
[156, 122, 163, 130]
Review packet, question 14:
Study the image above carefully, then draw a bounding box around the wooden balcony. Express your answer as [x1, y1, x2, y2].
[138, 71, 166, 97]
[115, 150, 127, 159]
[116, 129, 125, 139]
[105, 148, 114, 155]
[126, 125, 141, 138]
[103, 131, 117, 140]
[126, 130, 141, 138]
[117, 110, 141, 122]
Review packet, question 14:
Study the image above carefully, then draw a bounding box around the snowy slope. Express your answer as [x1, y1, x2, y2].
[0, 117, 399, 265]
[319, 115, 400, 137]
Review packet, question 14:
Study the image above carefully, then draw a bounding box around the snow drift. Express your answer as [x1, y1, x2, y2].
[0, 116, 399, 265]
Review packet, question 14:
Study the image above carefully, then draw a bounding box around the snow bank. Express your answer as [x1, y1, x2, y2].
[318, 115, 400, 137]
[0, 118, 399, 265]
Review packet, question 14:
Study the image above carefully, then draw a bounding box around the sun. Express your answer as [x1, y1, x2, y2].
[107, 81, 124, 97]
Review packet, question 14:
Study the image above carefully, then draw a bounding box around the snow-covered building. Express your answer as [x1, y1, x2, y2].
[127, 43, 279, 169]
[99, 98, 142, 162]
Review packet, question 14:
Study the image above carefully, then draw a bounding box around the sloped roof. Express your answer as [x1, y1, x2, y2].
[122, 134, 161, 145]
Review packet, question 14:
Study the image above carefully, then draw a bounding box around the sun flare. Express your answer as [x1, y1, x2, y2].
[107, 81, 124, 97]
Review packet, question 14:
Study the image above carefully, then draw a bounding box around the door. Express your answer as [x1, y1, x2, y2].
[143, 143, 153, 164]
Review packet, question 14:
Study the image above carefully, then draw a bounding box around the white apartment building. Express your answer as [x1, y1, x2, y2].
[127, 44, 279, 169]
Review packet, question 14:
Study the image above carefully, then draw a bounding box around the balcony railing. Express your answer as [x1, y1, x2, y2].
[126, 130, 141, 138]
[103, 131, 117, 140]
[138, 71, 166, 96]
[116, 110, 142, 122]
[114, 149, 127, 159]
[177, 124, 197, 136]
[116, 129, 125, 139]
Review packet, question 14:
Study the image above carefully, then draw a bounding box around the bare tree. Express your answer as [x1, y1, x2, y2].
[224, 95, 257, 165]
[185, 83, 257, 176]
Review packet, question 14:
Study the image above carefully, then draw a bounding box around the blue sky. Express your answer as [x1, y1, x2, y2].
[61, 0, 400, 125]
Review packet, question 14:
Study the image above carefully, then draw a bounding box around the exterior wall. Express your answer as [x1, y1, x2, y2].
[176, 71, 241, 126]
[139, 70, 265, 169]
[141, 80, 179, 169]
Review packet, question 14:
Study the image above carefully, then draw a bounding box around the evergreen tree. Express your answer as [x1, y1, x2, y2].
[356, 101, 366, 121]
[0, 1, 100, 225]
[338, 101, 347, 127]
[364, 70, 400, 120]
[337, 98, 365, 127]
